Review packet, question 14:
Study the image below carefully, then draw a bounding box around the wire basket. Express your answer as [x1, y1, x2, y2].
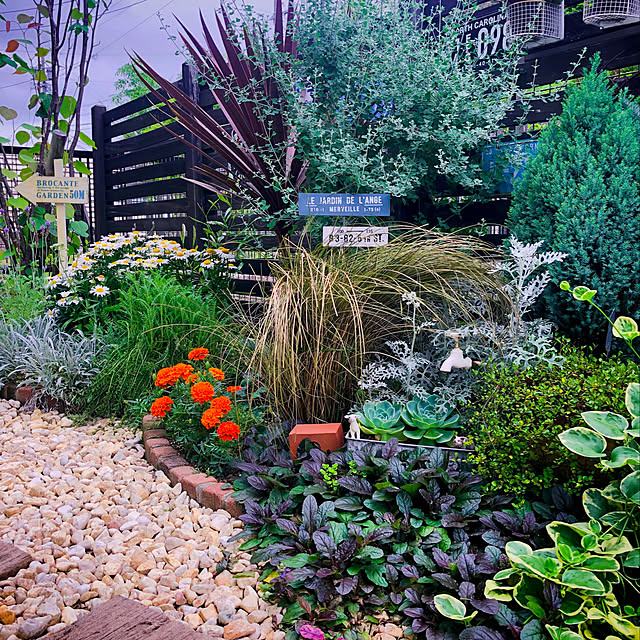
[505, 0, 565, 47]
[583, 0, 640, 26]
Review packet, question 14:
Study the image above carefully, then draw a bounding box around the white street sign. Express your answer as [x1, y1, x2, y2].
[322, 226, 389, 248]
[16, 173, 89, 205]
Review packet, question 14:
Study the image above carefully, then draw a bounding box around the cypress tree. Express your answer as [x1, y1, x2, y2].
[508, 57, 640, 345]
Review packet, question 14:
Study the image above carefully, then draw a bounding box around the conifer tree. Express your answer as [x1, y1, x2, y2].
[508, 57, 640, 345]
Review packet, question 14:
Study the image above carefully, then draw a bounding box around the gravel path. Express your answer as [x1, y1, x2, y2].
[0, 400, 281, 640]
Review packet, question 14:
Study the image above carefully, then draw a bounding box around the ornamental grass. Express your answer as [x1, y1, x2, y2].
[251, 225, 507, 424]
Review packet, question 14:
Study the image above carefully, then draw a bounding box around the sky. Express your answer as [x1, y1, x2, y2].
[0, 0, 275, 141]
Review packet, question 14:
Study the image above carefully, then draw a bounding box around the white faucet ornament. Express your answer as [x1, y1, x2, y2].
[440, 332, 474, 372]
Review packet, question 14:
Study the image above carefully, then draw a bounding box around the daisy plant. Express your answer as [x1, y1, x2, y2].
[45, 231, 237, 329]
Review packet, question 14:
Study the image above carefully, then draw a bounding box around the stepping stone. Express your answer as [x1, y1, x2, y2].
[0, 540, 32, 580]
[43, 596, 201, 640]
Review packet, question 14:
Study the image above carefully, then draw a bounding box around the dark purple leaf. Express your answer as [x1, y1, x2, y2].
[316, 610, 338, 621]
[288, 568, 316, 582]
[382, 439, 399, 459]
[334, 575, 358, 595]
[439, 495, 457, 512]
[543, 582, 562, 610]
[235, 462, 270, 474]
[387, 553, 405, 564]
[412, 620, 429, 634]
[275, 518, 299, 536]
[459, 581, 476, 599]
[301, 495, 317, 531]
[337, 476, 373, 495]
[316, 568, 333, 578]
[301, 460, 323, 475]
[432, 573, 459, 590]
[385, 564, 399, 582]
[396, 491, 412, 519]
[471, 598, 501, 614]
[482, 530, 505, 548]
[335, 537, 357, 563]
[367, 526, 394, 542]
[366, 594, 385, 606]
[309, 448, 327, 464]
[521, 512, 537, 535]
[493, 512, 519, 530]
[433, 548, 451, 569]
[313, 531, 336, 556]
[390, 592, 403, 605]
[400, 565, 420, 579]
[441, 513, 466, 528]
[404, 587, 421, 605]
[457, 554, 476, 581]
[404, 607, 425, 618]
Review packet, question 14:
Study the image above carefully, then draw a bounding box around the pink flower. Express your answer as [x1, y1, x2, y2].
[299, 626, 324, 640]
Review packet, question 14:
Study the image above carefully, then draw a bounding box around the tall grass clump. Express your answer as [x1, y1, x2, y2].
[82, 272, 239, 416]
[252, 226, 505, 423]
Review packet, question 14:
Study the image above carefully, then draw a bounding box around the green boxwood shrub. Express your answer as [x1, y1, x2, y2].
[468, 341, 640, 500]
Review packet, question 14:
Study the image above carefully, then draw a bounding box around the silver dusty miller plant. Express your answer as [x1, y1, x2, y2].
[357, 237, 566, 407]
[0, 315, 103, 407]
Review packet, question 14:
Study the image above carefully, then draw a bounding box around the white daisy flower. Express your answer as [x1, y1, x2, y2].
[90, 285, 110, 297]
[96, 275, 106, 282]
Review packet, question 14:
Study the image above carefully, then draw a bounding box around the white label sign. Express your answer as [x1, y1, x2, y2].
[322, 226, 388, 248]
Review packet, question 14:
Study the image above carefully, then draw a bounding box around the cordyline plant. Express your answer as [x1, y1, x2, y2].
[132, 0, 306, 241]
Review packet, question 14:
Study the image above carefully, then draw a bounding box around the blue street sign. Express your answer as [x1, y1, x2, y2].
[298, 193, 391, 217]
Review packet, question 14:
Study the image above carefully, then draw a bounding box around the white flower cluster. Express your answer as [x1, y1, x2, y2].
[46, 231, 236, 308]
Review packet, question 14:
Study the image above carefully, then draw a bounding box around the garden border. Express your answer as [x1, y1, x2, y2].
[141, 415, 242, 517]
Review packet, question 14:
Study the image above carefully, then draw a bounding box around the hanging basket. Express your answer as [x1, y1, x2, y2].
[583, 0, 640, 26]
[505, 0, 565, 47]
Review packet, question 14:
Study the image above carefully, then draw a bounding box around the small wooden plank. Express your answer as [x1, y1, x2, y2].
[0, 541, 32, 580]
[43, 596, 200, 640]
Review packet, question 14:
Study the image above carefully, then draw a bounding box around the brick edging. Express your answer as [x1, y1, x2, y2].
[142, 415, 242, 516]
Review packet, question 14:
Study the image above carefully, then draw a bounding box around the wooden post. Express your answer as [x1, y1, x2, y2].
[52, 159, 69, 270]
[91, 104, 107, 242]
[182, 63, 205, 248]
[45, 130, 68, 271]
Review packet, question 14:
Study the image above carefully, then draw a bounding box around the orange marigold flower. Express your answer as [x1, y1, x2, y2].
[208, 367, 225, 381]
[191, 381, 215, 404]
[188, 347, 209, 361]
[210, 395, 232, 416]
[173, 362, 194, 381]
[226, 386, 242, 393]
[217, 421, 240, 441]
[155, 366, 180, 388]
[150, 396, 174, 417]
[201, 407, 222, 430]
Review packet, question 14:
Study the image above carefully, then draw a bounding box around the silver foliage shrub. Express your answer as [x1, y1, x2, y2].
[357, 237, 566, 407]
[0, 315, 103, 406]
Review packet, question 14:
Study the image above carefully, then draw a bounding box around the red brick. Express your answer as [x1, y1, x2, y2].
[16, 386, 36, 405]
[148, 445, 176, 467]
[143, 428, 166, 441]
[222, 494, 242, 517]
[289, 423, 344, 459]
[144, 437, 171, 457]
[142, 414, 160, 429]
[158, 454, 190, 476]
[168, 465, 198, 485]
[180, 473, 212, 500]
[199, 483, 229, 510]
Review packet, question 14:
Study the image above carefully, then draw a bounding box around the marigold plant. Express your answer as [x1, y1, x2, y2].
[147, 348, 252, 475]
